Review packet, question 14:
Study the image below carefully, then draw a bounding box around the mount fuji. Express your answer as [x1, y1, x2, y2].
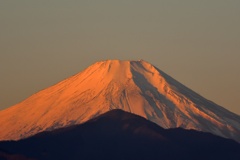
[0, 60, 239, 142]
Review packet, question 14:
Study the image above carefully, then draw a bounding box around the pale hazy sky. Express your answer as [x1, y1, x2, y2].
[1, 1, 240, 115]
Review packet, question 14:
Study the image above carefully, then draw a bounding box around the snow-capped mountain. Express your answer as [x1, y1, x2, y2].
[0, 60, 239, 142]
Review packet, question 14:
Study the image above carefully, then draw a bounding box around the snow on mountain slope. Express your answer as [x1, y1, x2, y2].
[0, 60, 240, 142]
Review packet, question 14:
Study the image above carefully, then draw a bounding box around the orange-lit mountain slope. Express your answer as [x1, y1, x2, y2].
[0, 60, 239, 142]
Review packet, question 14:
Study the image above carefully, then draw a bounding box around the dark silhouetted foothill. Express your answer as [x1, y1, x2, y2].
[0, 109, 240, 160]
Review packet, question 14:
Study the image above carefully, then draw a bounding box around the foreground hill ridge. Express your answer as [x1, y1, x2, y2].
[1, 110, 240, 160]
[0, 59, 240, 142]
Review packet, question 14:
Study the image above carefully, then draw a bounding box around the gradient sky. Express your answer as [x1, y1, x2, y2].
[1, 1, 240, 115]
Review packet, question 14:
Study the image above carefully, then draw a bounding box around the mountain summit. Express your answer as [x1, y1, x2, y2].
[0, 60, 239, 141]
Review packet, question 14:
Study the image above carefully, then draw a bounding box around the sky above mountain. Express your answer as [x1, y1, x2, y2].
[0, 1, 240, 114]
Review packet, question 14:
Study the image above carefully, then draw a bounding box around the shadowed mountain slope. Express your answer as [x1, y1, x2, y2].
[0, 60, 239, 141]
